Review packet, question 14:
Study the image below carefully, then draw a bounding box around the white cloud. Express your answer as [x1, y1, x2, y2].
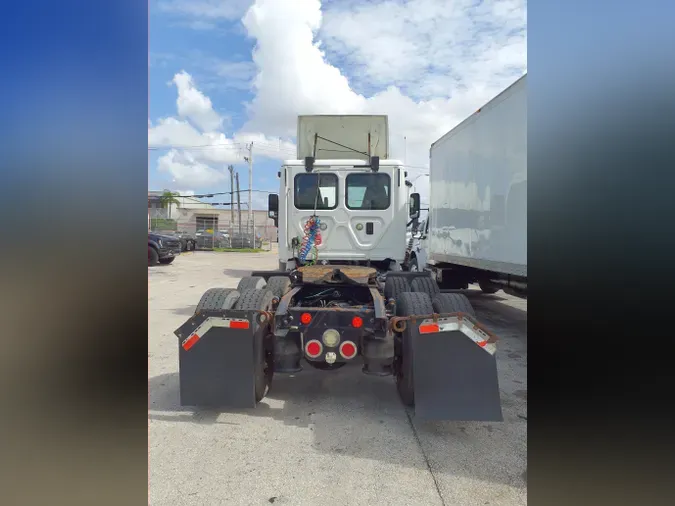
[151, 0, 526, 203]
[238, 0, 526, 204]
[157, 150, 228, 187]
[172, 71, 223, 132]
[320, 0, 526, 99]
[148, 117, 206, 148]
[158, 0, 253, 20]
[149, 70, 297, 187]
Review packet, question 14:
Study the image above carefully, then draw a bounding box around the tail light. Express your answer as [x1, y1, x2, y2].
[305, 340, 323, 358]
[339, 341, 357, 359]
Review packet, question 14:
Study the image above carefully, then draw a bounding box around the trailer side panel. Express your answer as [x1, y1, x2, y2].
[429, 75, 527, 277]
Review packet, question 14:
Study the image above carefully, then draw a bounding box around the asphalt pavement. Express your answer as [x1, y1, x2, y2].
[149, 248, 527, 506]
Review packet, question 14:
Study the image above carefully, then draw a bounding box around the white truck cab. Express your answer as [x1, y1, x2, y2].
[270, 157, 411, 270]
[267, 115, 418, 272]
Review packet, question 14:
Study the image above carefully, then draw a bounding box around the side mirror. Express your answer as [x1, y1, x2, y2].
[409, 193, 420, 219]
[268, 193, 279, 227]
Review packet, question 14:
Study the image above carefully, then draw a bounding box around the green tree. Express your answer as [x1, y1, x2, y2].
[159, 190, 180, 219]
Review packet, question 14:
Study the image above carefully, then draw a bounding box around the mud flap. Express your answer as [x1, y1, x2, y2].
[412, 316, 503, 421]
[175, 309, 264, 408]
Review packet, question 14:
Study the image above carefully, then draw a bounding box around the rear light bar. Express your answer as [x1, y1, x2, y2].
[181, 317, 250, 351]
[417, 317, 496, 355]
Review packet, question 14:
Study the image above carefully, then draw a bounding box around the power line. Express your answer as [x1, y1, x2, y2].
[148, 140, 296, 152]
[149, 143, 425, 168]
[148, 144, 243, 152]
[153, 189, 276, 199]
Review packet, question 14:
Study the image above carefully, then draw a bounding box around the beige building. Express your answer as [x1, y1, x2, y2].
[148, 191, 277, 241]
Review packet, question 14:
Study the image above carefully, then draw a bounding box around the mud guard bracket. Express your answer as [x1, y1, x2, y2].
[175, 309, 265, 408]
[413, 316, 503, 421]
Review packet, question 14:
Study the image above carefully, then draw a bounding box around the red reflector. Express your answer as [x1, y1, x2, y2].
[351, 316, 363, 328]
[230, 320, 249, 329]
[182, 334, 200, 351]
[340, 341, 357, 359]
[419, 323, 440, 334]
[477, 340, 487, 347]
[306, 340, 321, 357]
[300, 312, 312, 325]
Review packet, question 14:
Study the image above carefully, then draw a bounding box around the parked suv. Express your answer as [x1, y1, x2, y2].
[148, 232, 181, 266]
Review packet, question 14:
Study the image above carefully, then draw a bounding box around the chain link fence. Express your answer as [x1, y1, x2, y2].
[148, 208, 277, 252]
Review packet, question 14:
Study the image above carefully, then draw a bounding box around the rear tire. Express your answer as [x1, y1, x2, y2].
[384, 276, 411, 300]
[159, 257, 175, 265]
[266, 276, 291, 297]
[432, 293, 476, 317]
[394, 292, 433, 406]
[195, 288, 240, 314]
[148, 247, 159, 266]
[235, 289, 275, 402]
[237, 276, 267, 292]
[410, 276, 440, 297]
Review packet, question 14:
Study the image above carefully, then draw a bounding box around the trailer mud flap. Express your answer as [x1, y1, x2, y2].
[413, 316, 503, 421]
[175, 310, 264, 408]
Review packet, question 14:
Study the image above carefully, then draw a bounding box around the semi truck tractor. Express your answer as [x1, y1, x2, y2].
[405, 74, 527, 298]
[174, 114, 503, 421]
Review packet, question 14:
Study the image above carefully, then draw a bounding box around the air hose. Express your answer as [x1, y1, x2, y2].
[299, 216, 322, 263]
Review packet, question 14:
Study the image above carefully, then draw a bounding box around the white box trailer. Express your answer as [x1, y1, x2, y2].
[423, 74, 527, 297]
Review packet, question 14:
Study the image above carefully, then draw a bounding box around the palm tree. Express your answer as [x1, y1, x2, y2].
[159, 190, 180, 219]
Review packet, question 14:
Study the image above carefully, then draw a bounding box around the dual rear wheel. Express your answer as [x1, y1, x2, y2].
[389, 275, 476, 406]
[197, 276, 293, 403]
[195, 286, 276, 402]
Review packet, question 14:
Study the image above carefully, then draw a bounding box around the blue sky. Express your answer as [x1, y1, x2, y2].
[149, 1, 272, 203]
[148, 0, 527, 208]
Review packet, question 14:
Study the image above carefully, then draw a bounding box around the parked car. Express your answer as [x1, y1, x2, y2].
[148, 232, 181, 266]
[195, 229, 230, 249]
[216, 230, 231, 247]
[229, 232, 262, 249]
[172, 230, 197, 251]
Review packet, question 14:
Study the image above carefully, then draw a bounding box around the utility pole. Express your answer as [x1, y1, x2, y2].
[244, 142, 253, 236]
[235, 171, 242, 235]
[228, 165, 235, 230]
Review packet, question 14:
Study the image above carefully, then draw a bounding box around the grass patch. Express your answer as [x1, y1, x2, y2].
[150, 218, 177, 231]
[212, 248, 264, 253]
